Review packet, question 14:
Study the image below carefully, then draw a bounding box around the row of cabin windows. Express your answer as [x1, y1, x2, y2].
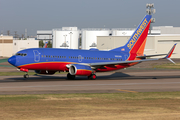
[69, 56, 123, 61]
[41, 55, 122, 61]
[41, 55, 66, 59]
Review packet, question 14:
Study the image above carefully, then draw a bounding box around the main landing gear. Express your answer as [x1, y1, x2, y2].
[67, 73, 97, 80]
[88, 74, 96, 80]
[23, 72, 29, 79]
[67, 73, 75, 80]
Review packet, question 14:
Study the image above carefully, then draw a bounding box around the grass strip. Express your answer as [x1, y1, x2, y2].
[1, 92, 180, 120]
[0, 58, 8, 63]
[154, 62, 180, 69]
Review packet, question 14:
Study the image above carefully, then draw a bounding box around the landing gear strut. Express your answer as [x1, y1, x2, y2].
[67, 73, 75, 80]
[23, 73, 29, 79]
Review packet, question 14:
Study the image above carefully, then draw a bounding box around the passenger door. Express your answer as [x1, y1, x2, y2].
[33, 50, 40, 62]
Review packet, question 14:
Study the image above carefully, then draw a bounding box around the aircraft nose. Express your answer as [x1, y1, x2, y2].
[8, 56, 16, 66]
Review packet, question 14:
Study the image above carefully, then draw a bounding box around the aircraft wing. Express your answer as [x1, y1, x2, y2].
[89, 58, 160, 66]
[89, 43, 177, 67]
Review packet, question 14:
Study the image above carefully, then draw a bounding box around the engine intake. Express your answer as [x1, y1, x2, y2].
[69, 64, 92, 76]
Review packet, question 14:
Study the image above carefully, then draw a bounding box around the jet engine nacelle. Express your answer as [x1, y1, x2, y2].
[35, 70, 56, 75]
[69, 64, 92, 76]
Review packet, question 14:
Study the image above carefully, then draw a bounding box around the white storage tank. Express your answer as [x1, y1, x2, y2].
[81, 29, 110, 50]
[112, 28, 135, 36]
[52, 28, 79, 49]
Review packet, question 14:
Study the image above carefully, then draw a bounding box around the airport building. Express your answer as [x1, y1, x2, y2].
[37, 30, 52, 40]
[0, 35, 39, 57]
[97, 27, 180, 58]
[0, 35, 13, 57]
[37, 26, 180, 58]
[13, 39, 39, 55]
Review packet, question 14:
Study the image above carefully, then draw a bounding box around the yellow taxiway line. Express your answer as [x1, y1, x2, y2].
[116, 89, 138, 93]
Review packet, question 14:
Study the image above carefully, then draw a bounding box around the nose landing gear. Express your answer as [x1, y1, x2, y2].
[20, 68, 29, 79]
[24, 73, 29, 79]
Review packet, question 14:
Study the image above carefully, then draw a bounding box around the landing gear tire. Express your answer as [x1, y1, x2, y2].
[88, 74, 96, 80]
[23, 73, 29, 79]
[67, 73, 75, 80]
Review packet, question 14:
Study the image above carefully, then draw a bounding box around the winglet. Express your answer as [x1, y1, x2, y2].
[165, 43, 177, 58]
[164, 43, 177, 64]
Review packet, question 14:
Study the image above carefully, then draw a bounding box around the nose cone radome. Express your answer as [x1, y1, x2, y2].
[8, 56, 16, 66]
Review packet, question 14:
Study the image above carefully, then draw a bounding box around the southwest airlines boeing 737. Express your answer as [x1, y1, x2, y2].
[8, 15, 177, 79]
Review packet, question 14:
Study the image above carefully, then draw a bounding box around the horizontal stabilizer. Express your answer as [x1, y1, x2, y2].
[136, 53, 175, 59]
[89, 44, 177, 67]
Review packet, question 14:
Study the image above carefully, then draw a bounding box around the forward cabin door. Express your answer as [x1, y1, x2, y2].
[33, 50, 40, 62]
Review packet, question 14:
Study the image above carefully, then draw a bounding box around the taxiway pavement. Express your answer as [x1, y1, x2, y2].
[0, 70, 180, 94]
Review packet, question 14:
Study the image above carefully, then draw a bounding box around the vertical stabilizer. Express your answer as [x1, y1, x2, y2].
[110, 15, 152, 56]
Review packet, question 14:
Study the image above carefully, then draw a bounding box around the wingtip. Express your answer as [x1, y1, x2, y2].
[165, 43, 177, 58]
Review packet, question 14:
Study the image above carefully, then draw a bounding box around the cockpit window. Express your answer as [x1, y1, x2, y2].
[15, 53, 27, 56]
[22, 54, 27, 56]
[16, 53, 20, 56]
